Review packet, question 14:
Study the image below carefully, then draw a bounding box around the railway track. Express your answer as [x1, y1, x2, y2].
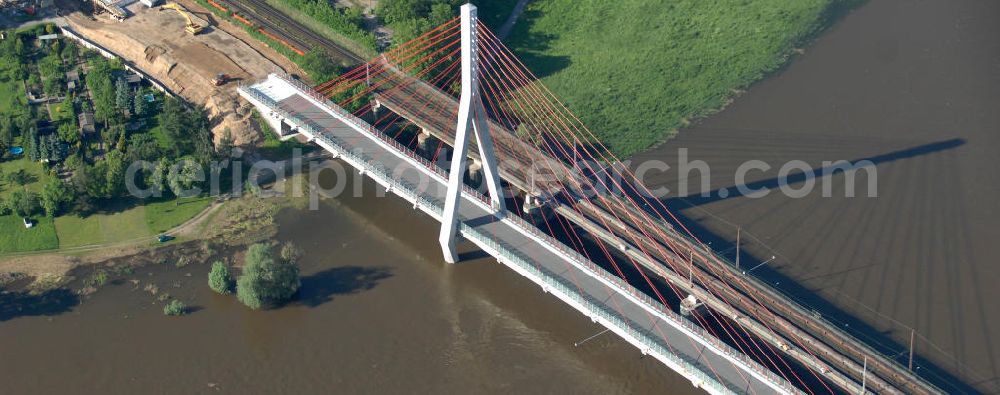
[221, 0, 364, 65]
[370, 63, 946, 395]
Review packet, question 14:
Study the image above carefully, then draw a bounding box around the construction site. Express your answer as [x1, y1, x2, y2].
[60, 0, 306, 146]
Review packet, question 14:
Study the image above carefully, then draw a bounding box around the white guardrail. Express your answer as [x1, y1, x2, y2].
[239, 77, 803, 395]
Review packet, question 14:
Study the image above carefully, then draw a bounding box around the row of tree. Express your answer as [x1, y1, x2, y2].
[377, 0, 458, 47]
[0, 176, 74, 217]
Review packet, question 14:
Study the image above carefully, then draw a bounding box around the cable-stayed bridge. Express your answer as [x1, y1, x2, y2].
[238, 5, 943, 394]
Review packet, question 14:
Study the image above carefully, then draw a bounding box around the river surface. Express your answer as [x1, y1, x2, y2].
[0, 172, 698, 394]
[632, 0, 999, 393]
[2, 0, 996, 393]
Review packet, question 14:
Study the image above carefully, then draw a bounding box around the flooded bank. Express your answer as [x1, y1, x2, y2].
[633, 0, 1000, 392]
[0, 170, 698, 394]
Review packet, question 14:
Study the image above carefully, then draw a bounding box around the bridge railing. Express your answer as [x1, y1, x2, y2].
[280, 74, 940, 392]
[241, 81, 799, 394]
[499, 211, 799, 393]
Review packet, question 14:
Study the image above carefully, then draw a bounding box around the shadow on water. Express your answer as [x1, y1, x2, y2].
[297, 266, 393, 308]
[0, 289, 79, 322]
[566, 137, 976, 392]
[666, 138, 965, 208]
[661, 207, 981, 394]
[636, 138, 976, 393]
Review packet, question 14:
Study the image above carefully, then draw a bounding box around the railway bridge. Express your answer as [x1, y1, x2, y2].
[239, 5, 944, 394]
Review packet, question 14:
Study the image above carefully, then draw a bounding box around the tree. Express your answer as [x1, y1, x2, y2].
[58, 97, 76, 122]
[26, 127, 40, 161]
[62, 42, 79, 62]
[236, 243, 301, 310]
[101, 123, 125, 151]
[57, 118, 80, 148]
[427, 2, 453, 26]
[115, 78, 131, 114]
[48, 134, 68, 162]
[188, 107, 213, 163]
[40, 177, 73, 217]
[126, 132, 160, 162]
[85, 57, 117, 122]
[38, 134, 51, 161]
[6, 169, 31, 186]
[133, 90, 148, 117]
[77, 161, 107, 200]
[208, 261, 232, 294]
[300, 50, 339, 83]
[146, 157, 170, 198]
[0, 116, 14, 147]
[103, 150, 126, 198]
[7, 189, 39, 217]
[158, 96, 186, 155]
[167, 159, 203, 200]
[216, 128, 234, 159]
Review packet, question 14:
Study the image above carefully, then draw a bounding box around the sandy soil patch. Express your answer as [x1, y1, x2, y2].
[63, 3, 302, 147]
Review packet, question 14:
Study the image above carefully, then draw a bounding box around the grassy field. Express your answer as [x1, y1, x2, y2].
[52, 196, 212, 248]
[0, 215, 59, 253]
[502, 0, 851, 157]
[0, 195, 213, 253]
[471, 0, 518, 28]
[0, 79, 25, 114]
[52, 213, 103, 248]
[0, 159, 46, 198]
[145, 195, 213, 234]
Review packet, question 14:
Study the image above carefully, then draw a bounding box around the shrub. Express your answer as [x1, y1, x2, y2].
[236, 243, 301, 310]
[208, 261, 232, 294]
[86, 271, 109, 287]
[175, 256, 191, 268]
[163, 299, 186, 316]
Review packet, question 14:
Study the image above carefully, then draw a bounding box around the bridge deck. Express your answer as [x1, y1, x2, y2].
[370, 66, 941, 395]
[239, 74, 799, 395]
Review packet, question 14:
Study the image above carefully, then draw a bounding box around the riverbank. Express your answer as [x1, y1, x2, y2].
[0, 171, 309, 293]
[0, 162, 699, 394]
[502, 0, 858, 157]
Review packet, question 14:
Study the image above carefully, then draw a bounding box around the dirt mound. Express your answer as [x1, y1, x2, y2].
[64, 4, 293, 147]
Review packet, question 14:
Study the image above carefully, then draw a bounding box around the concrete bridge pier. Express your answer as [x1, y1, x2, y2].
[679, 294, 704, 316]
[416, 127, 434, 153]
[522, 194, 541, 214]
[466, 158, 483, 185]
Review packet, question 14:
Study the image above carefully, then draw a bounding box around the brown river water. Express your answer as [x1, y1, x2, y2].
[633, 0, 999, 393]
[2, 0, 996, 393]
[0, 172, 698, 394]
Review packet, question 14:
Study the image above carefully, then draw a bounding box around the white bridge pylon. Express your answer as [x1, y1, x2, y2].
[438, 4, 508, 263]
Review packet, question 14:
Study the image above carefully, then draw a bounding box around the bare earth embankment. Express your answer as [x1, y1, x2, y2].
[63, 2, 302, 146]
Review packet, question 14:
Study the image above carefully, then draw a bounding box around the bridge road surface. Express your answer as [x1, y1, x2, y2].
[371, 67, 934, 395]
[239, 74, 801, 395]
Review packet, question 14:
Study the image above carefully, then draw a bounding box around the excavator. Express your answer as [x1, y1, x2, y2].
[160, 2, 204, 35]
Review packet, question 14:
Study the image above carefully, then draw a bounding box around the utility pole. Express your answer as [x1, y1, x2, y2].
[735, 226, 741, 270]
[688, 248, 694, 287]
[861, 355, 868, 395]
[438, 4, 506, 263]
[909, 328, 915, 371]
